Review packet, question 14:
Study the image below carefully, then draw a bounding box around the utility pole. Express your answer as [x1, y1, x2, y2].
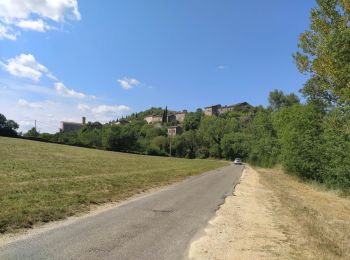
[35, 120, 37, 132]
[169, 135, 172, 157]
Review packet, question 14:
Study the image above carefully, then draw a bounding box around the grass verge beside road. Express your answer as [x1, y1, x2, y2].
[257, 167, 350, 259]
[0, 137, 227, 234]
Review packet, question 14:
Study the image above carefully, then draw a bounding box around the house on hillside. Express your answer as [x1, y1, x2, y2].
[115, 118, 129, 125]
[204, 102, 253, 116]
[175, 111, 187, 123]
[168, 126, 183, 136]
[204, 104, 221, 116]
[144, 115, 163, 124]
[144, 114, 180, 124]
[60, 117, 86, 133]
[167, 114, 177, 124]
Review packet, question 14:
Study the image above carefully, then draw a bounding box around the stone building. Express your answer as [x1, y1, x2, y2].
[204, 102, 253, 116]
[60, 117, 86, 133]
[167, 114, 177, 123]
[175, 111, 187, 123]
[144, 114, 179, 124]
[204, 104, 222, 116]
[168, 126, 183, 136]
[144, 115, 163, 124]
[115, 118, 129, 125]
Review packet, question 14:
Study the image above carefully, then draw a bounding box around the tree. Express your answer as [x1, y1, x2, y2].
[321, 109, 350, 190]
[78, 122, 103, 148]
[198, 117, 239, 158]
[293, 0, 350, 107]
[24, 127, 39, 138]
[162, 106, 168, 123]
[173, 130, 198, 158]
[272, 104, 323, 181]
[268, 90, 300, 110]
[0, 113, 19, 137]
[221, 132, 249, 160]
[248, 110, 279, 167]
[183, 111, 203, 131]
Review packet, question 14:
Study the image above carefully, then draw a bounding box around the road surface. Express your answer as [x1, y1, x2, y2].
[0, 164, 243, 260]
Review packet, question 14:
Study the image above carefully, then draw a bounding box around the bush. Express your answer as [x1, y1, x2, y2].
[272, 104, 324, 181]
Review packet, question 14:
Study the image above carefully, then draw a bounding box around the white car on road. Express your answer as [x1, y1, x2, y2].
[233, 158, 242, 165]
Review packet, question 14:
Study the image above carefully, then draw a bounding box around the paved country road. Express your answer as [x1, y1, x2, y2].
[0, 164, 243, 260]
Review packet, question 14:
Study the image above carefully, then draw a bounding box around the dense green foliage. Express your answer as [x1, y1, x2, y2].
[0, 113, 18, 137]
[293, 0, 350, 108]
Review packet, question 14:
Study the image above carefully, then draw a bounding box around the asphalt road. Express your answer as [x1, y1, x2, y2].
[0, 164, 243, 260]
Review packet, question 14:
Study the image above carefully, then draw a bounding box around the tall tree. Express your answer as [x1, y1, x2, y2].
[0, 113, 19, 137]
[293, 0, 350, 108]
[24, 127, 39, 138]
[268, 90, 300, 110]
[162, 106, 168, 123]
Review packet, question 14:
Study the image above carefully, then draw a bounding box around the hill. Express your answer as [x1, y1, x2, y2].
[0, 137, 227, 234]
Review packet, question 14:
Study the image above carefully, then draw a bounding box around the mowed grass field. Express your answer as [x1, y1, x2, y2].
[0, 137, 227, 234]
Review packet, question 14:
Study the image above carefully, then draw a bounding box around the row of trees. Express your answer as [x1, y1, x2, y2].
[2, 88, 348, 193]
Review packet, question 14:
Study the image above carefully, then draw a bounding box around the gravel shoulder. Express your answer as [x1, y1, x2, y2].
[188, 165, 290, 259]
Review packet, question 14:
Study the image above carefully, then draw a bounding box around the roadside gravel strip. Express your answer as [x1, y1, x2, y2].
[188, 166, 291, 260]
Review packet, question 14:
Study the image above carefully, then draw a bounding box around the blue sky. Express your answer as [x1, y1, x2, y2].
[0, 0, 315, 133]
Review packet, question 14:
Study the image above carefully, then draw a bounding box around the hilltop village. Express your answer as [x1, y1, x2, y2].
[60, 102, 254, 136]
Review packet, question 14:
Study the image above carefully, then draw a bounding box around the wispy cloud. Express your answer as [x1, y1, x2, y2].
[18, 99, 43, 109]
[55, 82, 86, 99]
[0, 23, 17, 40]
[216, 65, 227, 70]
[78, 104, 131, 115]
[117, 77, 140, 90]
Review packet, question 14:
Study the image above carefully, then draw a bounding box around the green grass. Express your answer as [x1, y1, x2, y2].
[0, 137, 227, 234]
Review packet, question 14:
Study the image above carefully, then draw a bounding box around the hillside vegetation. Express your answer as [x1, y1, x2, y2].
[0, 137, 227, 234]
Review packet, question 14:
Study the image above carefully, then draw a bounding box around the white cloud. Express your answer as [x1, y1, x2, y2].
[55, 82, 86, 99]
[18, 99, 43, 109]
[77, 103, 90, 112]
[117, 77, 140, 90]
[78, 104, 131, 115]
[92, 105, 131, 114]
[0, 0, 81, 22]
[1, 54, 49, 81]
[16, 19, 48, 32]
[0, 0, 81, 39]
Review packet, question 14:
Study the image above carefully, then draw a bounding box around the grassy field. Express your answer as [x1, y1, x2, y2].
[256, 167, 350, 259]
[0, 137, 227, 234]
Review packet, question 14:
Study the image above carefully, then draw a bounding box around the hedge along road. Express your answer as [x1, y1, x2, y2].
[0, 164, 244, 260]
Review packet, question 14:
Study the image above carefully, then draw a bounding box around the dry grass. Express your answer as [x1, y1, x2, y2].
[0, 137, 227, 234]
[256, 166, 350, 259]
